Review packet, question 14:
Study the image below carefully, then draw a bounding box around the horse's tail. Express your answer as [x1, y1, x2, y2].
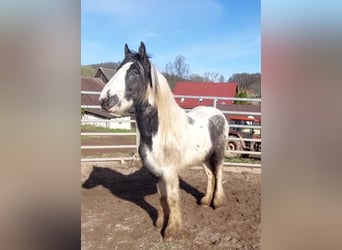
[224, 117, 235, 158]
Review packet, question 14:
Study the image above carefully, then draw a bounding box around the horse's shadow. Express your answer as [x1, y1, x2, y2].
[82, 165, 204, 226]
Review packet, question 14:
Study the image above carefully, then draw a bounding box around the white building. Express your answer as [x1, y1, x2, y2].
[82, 110, 132, 130]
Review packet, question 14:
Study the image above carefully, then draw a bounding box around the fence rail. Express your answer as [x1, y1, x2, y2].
[81, 145, 137, 149]
[81, 91, 261, 168]
[174, 94, 261, 103]
[82, 132, 136, 136]
[81, 119, 136, 123]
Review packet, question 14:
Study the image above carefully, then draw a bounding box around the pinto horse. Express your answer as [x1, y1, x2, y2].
[99, 42, 229, 240]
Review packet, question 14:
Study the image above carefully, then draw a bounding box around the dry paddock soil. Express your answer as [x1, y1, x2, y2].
[81, 161, 261, 249]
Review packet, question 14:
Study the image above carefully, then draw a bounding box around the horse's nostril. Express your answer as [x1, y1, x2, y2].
[100, 97, 109, 110]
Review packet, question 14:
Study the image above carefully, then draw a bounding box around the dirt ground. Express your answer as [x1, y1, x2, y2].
[81, 162, 261, 249]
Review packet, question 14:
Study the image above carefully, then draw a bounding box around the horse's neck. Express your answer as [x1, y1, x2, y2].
[134, 101, 158, 149]
[150, 70, 188, 142]
[134, 69, 187, 148]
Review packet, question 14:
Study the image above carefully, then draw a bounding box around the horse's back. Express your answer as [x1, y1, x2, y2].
[187, 105, 229, 146]
[178, 106, 228, 167]
[187, 106, 227, 125]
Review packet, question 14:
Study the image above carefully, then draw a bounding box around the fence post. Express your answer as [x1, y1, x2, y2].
[214, 98, 217, 108]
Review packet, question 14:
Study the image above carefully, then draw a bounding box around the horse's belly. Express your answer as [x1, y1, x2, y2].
[181, 106, 226, 167]
[180, 125, 212, 167]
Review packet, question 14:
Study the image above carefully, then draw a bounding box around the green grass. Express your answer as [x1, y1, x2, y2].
[225, 156, 261, 164]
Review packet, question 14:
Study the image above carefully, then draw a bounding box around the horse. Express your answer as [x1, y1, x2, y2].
[99, 42, 229, 240]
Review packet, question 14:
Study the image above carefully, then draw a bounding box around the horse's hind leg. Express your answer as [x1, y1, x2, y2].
[211, 149, 226, 208]
[212, 160, 226, 208]
[200, 161, 215, 207]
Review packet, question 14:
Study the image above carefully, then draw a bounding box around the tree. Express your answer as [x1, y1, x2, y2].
[228, 73, 261, 97]
[189, 73, 204, 82]
[174, 55, 190, 79]
[203, 71, 225, 82]
[164, 55, 191, 89]
[165, 55, 190, 78]
[90, 61, 120, 71]
[188, 72, 225, 83]
[218, 74, 225, 83]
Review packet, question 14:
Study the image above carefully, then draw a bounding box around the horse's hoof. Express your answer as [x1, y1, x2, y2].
[200, 203, 210, 208]
[200, 197, 211, 207]
[213, 196, 226, 208]
[163, 235, 173, 242]
[163, 228, 175, 241]
[163, 223, 182, 241]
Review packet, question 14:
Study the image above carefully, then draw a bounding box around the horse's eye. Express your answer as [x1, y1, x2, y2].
[130, 70, 138, 77]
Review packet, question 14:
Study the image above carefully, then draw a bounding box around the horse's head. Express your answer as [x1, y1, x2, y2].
[99, 42, 152, 115]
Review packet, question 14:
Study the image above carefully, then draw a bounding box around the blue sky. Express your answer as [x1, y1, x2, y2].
[81, 0, 260, 80]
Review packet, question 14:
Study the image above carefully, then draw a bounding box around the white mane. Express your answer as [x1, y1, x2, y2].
[148, 64, 188, 161]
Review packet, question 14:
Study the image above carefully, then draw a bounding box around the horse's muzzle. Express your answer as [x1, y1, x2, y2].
[100, 94, 119, 111]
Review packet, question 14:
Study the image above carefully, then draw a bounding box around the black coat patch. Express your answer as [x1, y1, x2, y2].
[207, 114, 226, 166]
[135, 101, 159, 150]
[124, 63, 149, 104]
[136, 102, 161, 180]
[208, 114, 225, 143]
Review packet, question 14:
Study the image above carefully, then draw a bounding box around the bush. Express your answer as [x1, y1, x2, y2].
[234, 90, 249, 104]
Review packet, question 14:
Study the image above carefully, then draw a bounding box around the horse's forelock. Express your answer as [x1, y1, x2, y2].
[119, 51, 151, 70]
[118, 52, 152, 88]
[117, 52, 139, 70]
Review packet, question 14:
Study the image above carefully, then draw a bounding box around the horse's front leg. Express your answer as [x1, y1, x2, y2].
[156, 180, 167, 228]
[158, 172, 182, 241]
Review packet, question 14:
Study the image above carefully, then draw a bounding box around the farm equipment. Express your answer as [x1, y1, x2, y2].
[227, 115, 261, 158]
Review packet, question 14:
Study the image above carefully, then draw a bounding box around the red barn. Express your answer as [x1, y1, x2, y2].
[173, 82, 238, 109]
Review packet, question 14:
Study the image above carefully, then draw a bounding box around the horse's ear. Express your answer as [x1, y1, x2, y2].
[139, 41, 147, 60]
[139, 41, 151, 85]
[124, 43, 131, 57]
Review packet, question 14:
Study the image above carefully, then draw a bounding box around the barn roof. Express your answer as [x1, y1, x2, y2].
[81, 77, 105, 106]
[84, 109, 120, 119]
[173, 82, 238, 109]
[95, 67, 116, 82]
[81, 77, 116, 118]
[81, 77, 105, 92]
